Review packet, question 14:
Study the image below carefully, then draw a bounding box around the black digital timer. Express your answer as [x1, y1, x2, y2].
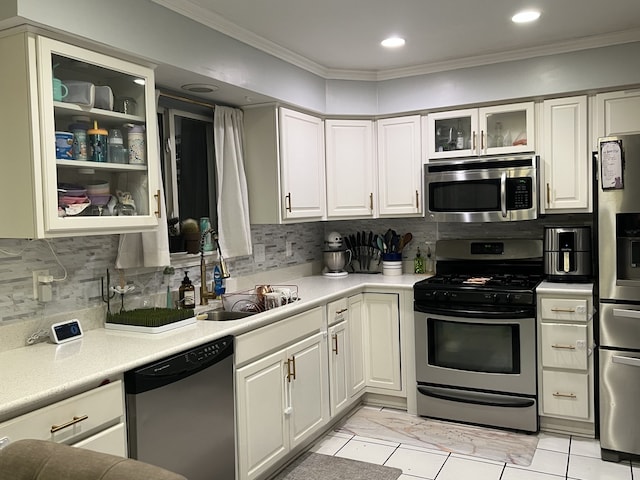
[50, 319, 83, 344]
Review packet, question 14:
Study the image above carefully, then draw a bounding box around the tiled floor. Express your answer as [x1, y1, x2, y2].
[308, 407, 637, 480]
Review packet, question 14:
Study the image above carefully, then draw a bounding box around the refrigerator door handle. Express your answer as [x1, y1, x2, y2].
[613, 308, 640, 319]
[612, 354, 640, 368]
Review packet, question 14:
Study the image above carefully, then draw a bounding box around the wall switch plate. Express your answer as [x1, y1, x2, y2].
[32, 269, 49, 300]
[254, 244, 265, 262]
[286, 241, 293, 257]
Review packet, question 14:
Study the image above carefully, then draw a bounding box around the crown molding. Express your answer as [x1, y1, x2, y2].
[152, 1, 640, 82]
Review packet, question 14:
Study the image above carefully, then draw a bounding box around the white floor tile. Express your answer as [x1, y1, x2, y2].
[569, 437, 601, 458]
[352, 434, 399, 447]
[334, 439, 396, 465]
[567, 455, 632, 480]
[449, 452, 504, 466]
[502, 466, 565, 480]
[435, 455, 504, 480]
[309, 434, 351, 455]
[536, 432, 570, 453]
[399, 442, 450, 455]
[326, 430, 353, 439]
[511, 448, 568, 477]
[384, 445, 448, 479]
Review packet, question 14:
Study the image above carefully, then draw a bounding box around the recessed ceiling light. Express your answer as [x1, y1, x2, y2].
[381, 36, 405, 48]
[512, 10, 541, 23]
[133, 78, 146, 86]
[181, 83, 220, 93]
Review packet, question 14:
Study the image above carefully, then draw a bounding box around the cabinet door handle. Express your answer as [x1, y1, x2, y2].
[551, 308, 576, 313]
[154, 190, 161, 218]
[546, 183, 550, 207]
[551, 344, 576, 350]
[369, 192, 373, 211]
[472, 131, 477, 152]
[481, 130, 485, 151]
[286, 355, 297, 382]
[332, 334, 339, 355]
[552, 392, 577, 399]
[51, 415, 88, 433]
[415, 190, 419, 209]
[285, 192, 292, 212]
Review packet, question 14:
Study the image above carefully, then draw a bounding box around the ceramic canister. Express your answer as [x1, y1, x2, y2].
[87, 121, 108, 162]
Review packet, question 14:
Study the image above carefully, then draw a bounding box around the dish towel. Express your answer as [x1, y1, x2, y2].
[115, 90, 171, 269]
[214, 106, 252, 258]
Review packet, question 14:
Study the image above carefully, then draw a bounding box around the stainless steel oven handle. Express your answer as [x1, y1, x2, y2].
[417, 386, 535, 408]
[500, 172, 507, 218]
[613, 308, 640, 319]
[612, 355, 640, 368]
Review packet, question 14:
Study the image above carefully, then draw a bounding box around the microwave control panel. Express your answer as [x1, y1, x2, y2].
[507, 177, 533, 209]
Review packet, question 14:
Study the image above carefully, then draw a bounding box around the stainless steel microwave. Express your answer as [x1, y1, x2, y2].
[424, 155, 539, 222]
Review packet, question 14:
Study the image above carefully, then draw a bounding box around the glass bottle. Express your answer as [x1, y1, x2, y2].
[178, 271, 196, 309]
[456, 121, 464, 150]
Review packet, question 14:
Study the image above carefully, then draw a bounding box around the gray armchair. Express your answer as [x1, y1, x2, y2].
[0, 439, 187, 480]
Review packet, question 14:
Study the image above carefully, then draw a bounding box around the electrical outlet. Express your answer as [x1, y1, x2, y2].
[286, 241, 293, 257]
[254, 244, 265, 262]
[32, 269, 49, 300]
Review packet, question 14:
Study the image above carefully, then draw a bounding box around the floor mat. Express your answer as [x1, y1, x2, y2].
[337, 407, 538, 466]
[271, 452, 402, 480]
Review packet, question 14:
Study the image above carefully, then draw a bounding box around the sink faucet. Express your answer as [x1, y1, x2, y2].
[200, 228, 230, 305]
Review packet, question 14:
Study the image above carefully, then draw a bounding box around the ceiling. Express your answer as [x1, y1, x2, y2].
[152, 0, 640, 105]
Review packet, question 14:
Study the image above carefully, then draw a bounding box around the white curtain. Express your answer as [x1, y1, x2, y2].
[214, 106, 252, 258]
[115, 91, 171, 269]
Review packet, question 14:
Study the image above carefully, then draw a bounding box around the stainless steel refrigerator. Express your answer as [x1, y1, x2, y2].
[597, 133, 640, 462]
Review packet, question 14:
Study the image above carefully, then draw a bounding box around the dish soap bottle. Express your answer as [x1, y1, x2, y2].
[414, 247, 425, 274]
[213, 265, 225, 297]
[179, 271, 196, 309]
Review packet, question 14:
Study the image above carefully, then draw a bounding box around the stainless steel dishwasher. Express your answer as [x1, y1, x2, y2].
[125, 335, 235, 480]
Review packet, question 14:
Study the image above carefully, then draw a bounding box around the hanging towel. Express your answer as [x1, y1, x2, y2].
[214, 106, 252, 258]
[115, 91, 170, 269]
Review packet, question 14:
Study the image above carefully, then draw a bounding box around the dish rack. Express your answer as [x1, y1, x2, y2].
[221, 285, 299, 313]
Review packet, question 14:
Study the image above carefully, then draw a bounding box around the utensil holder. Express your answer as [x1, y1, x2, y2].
[382, 253, 402, 276]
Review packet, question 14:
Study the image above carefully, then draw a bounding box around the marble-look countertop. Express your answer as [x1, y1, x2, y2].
[0, 273, 424, 421]
[536, 280, 594, 295]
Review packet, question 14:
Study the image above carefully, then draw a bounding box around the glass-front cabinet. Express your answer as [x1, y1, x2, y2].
[0, 31, 159, 238]
[426, 102, 535, 160]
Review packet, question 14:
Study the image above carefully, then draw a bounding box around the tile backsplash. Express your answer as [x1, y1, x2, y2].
[0, 213, 591, 349]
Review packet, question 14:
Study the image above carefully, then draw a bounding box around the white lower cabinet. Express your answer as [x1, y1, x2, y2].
[235, 308, 329, 480]
[362, 293, 401, 392]
[347, 294, 366, 397]
[536, 283, 595, 436]
[328, 321, 349, 416]
[0, 380, 126, 456]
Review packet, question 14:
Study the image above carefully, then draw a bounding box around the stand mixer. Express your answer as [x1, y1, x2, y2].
[322, 231, 352, 277]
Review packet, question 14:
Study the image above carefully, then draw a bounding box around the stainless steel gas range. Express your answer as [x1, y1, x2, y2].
[413, 239, 543, 432]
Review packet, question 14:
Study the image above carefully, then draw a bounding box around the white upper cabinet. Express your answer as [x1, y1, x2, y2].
[426, 102, 535, 159]
[325, 119, 375, 218]
[0, 32, 160, 238]
[243, 106, 326, 224]
[540, 96, 591, 213]
[376, 115, 423, 216]
[596, 89, 640, 140]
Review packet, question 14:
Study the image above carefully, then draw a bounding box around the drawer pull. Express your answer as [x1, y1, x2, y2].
[551, 344, 576, 350]
[51, 415, 88, 433]
[551, 308, 576, 313]
[552, 392, 577, 399]
[336, 308, 348, 315]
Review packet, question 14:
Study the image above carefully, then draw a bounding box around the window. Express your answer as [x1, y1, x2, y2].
[158, 105, 217, 253]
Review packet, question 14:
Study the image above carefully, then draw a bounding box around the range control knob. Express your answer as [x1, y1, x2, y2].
[505, 293, 512, 304]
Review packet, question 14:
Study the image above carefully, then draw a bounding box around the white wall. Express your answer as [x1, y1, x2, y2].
[8, 0, 640, 115]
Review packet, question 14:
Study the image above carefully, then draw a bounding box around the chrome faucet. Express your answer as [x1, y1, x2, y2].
[200, 228, 230, 305]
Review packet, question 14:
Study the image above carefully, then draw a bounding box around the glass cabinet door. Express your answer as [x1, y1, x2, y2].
[427, 109, 478, 159]
[478, 102, 535, 155]
[36, 36, 159, 236]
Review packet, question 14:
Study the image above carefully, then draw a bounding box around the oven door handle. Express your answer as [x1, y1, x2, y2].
[500, 171, 507, 218]
[417, 386, 535, 408]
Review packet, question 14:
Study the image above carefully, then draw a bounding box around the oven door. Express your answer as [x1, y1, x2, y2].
[414, 309, 536, 396]
[424, 156, 538, 223]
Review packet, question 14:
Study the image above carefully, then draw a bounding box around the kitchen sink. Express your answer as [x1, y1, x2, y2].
[200, 310, 256, 321]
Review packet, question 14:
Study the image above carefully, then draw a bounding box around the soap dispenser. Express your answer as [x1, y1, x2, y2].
[179, 271, 196, 309]
[414, 247, 425, 274]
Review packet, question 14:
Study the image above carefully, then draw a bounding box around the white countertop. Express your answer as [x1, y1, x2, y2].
[0, 273, 423, 421]
[536, 280, 594, 295]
